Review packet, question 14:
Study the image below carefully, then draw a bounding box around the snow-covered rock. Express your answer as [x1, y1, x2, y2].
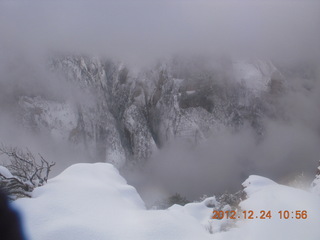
[169, 196, 227, 234]
[14, 163, 212, 240]
[18, 55, 282, 167]
[242, 175, 277, 195]
[215, 175, 320, 240]
[12, 164, 320, 240]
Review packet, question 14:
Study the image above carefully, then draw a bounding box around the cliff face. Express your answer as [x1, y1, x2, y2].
[18, 55, 282, 168]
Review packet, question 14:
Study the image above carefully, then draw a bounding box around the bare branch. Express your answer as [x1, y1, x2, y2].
[0, 144, 55, 200]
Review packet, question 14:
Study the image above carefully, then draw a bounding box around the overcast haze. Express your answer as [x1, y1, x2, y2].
[0, 0, 319, 65]
[0, 0, 320, 204]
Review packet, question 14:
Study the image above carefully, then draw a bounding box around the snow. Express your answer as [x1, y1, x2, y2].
[175, 107, 220, 142]
[19, 96, 77, 141]
[0, 166, 13, 178]
[215, 175, 320, 240]
[186, 90, 196, 95]
[14, 163, 211, 240]
[232, 59, 277, 95]
[242, 175, 277, 195]
[13, 164, 320, 240]
[169, 196, 227, 234]
[311, 166, 320, 195]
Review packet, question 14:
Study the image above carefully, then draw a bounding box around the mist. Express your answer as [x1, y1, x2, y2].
[0, 0, 320, 204]
[0, 0, 319, 64]
[134, 120, 320, 205]
[133, 61, 320, 204]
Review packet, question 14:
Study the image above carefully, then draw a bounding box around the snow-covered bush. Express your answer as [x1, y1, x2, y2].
[212, 191, 245, 232]
[0, 145, 55, 200]
[216, 191, 245, 211]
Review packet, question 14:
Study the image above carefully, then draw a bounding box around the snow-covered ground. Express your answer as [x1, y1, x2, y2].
[215, 175, 320, 240]
[13, 163, 320, 240]
[13, 163, 211, 240]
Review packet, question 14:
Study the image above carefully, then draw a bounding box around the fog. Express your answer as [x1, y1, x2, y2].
[135, 120, 320, 205]
[1, 0, 319, 64]
[0, 0, 320, 203]
[135, 60, 320, 204]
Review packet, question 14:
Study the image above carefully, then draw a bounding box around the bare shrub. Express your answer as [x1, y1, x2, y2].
[0, 144, 55, 200]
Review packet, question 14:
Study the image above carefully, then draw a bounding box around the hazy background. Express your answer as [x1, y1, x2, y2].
[1, 0, 319, 65]
[0, 0, 320, 204]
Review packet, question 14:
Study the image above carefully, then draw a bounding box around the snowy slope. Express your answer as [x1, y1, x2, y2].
[14, 163, 211, 240]
[169, 196, 229, 234]
[214, 175, 320, 240]
[13, 164, 320, 240]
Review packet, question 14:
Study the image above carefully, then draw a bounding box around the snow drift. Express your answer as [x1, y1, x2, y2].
[215, 175, 320, 240]
[13, 163, 320, 240]
[14, 163, 211, 240]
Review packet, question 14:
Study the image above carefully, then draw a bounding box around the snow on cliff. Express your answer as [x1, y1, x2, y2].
[232, 59, 278, 95]
[19, 96, 77, 141]
[18, 56, 279, 168]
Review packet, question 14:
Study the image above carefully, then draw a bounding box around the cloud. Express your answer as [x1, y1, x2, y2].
[0, 0, 319, 66]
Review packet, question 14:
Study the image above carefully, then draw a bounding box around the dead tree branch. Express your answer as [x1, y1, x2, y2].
[0, 144, 55, 200]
